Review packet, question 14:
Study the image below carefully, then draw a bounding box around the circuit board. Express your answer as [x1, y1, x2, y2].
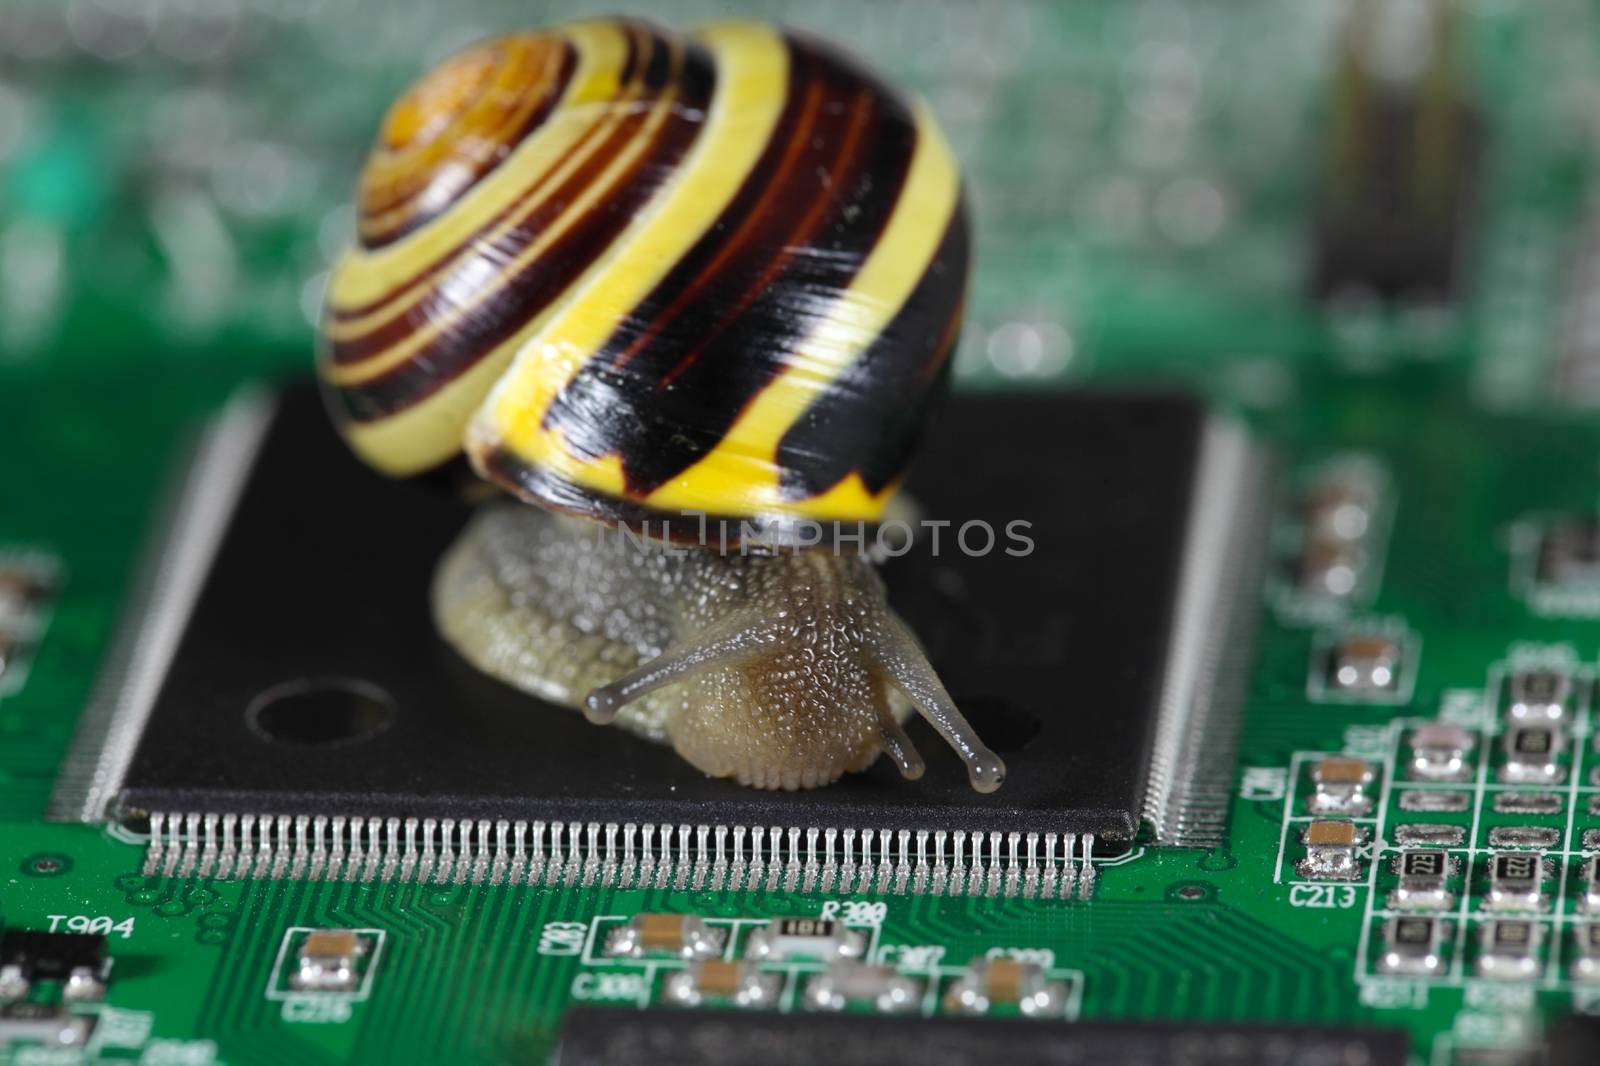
[4, 0, 1600, 1063]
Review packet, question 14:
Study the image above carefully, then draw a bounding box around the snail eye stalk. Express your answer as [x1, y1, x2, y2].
[582, 612, 774, 726]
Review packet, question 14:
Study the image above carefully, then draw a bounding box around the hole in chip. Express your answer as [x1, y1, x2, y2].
[248, 678, 395, 747]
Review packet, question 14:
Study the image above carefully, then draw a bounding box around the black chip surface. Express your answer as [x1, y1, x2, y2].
[553, 1008, 1409, 1066]
[0, 930, 108, 980]
[1549, 1016, 1600, 1066]
[1310, 92, 1481, 303]
[109, 383, 1239, 853]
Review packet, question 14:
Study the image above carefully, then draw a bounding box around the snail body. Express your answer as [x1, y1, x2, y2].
[433, 504, 1001, 791]
[318, 17, 1003, 791]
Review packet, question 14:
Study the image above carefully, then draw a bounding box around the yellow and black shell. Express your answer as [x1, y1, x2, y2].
[318, 17, 969, 537]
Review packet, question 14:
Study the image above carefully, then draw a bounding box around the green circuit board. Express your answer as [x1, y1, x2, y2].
[5, 1, 1600, 1063]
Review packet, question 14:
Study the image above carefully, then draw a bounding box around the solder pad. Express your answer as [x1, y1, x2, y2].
[55, 384, 1269, 887]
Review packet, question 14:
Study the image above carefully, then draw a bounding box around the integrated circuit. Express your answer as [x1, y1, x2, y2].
[1550, 1017, 1600, 1066]
[1310, 0, 1481, 303]
[0, 931, 110, 1002]
[54, 385, 1270, 895]
[552, 1008, 1409, 1066]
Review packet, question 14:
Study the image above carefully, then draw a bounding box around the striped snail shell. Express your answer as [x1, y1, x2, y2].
[318, 18, 1001, 793]
[317, 16, 969, 540]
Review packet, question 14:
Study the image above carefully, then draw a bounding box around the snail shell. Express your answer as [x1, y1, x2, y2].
[318, 17, 969, 537]
[318, 17, 1001, 791]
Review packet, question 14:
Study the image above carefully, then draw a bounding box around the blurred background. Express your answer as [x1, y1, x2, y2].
[2, 0, 1596, 408]
[5, 7, 1600, 1060]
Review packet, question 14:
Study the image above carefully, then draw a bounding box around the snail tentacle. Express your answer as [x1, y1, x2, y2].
[872, 616, 1006, 794]
[874, 708, 926, 781]
[582, 611, 776, 725]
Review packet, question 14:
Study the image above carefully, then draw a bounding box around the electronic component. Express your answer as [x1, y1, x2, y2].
[0, 558, 57, 692]
[1500, 725, 1566, 784]
[744, 919, 864, 963]
[1395, 824, 1466, 847]
[1558, 201, 1600, 403]
[1310, 0, 1480, 302]
[804, 962, 921, 1013]
[1485, 852, 1547, 911]
[1287, 457, 1389, 606]
[1486, 826, 1561, 850]
[0, 631, 17, 686]
[0, 931, 109, 1002]
[1298, 821, 1363, 881]
[942, 958, 1066, 1018]
[1492, 792, 1562, 815]
[1524, 520, 1600, 615]
[1475, 920, 1543, 981]
[0, 560, 58, 694]
[606, 915, 724, 961]
[1378, 917, 1446, 977]
[1585, 829, 1600, 851]
[1327, 635, 1402, 694]
[0, 1003, 95, 1053]
[661, 960, 780, 1009]
[1507, 668, 1576, 723]
[56, 388, 1272, 891]
[1558, 202, 1600, 403]
[1295, 542, 1364, 600]
[1550, 1016, 1600, 1066]
[290, 929, 376, 993]
[554, 1008, 1410, 1066]
[0, 564, 52, 619]
[1580, 859, 1600, 913]
[1308, 757, 1375, 815]
[1536, 521, 1600, 592]
[1315, 630, 1411, 702]
[1389, 850, 1454, 911]
[1398, 789, 1470, 813]
[1303, 463, 1380, 543]
[1573, 924, 1600, 981]
[1407, 723, 1475, 782]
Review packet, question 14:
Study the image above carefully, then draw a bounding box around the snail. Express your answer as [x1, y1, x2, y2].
[316, 17, 1004, 793]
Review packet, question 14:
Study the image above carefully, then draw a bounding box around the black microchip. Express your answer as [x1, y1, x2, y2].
[1549, 1016, 1600, 1066]
[553, 1008, 1408, 1066]
[91, 383, 1262, 857]
[0, 930, 108, 981]
[1310, 46, 1481, 304]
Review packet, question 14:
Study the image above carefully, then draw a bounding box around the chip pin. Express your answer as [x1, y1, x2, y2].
[218, 813, 239, 881]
